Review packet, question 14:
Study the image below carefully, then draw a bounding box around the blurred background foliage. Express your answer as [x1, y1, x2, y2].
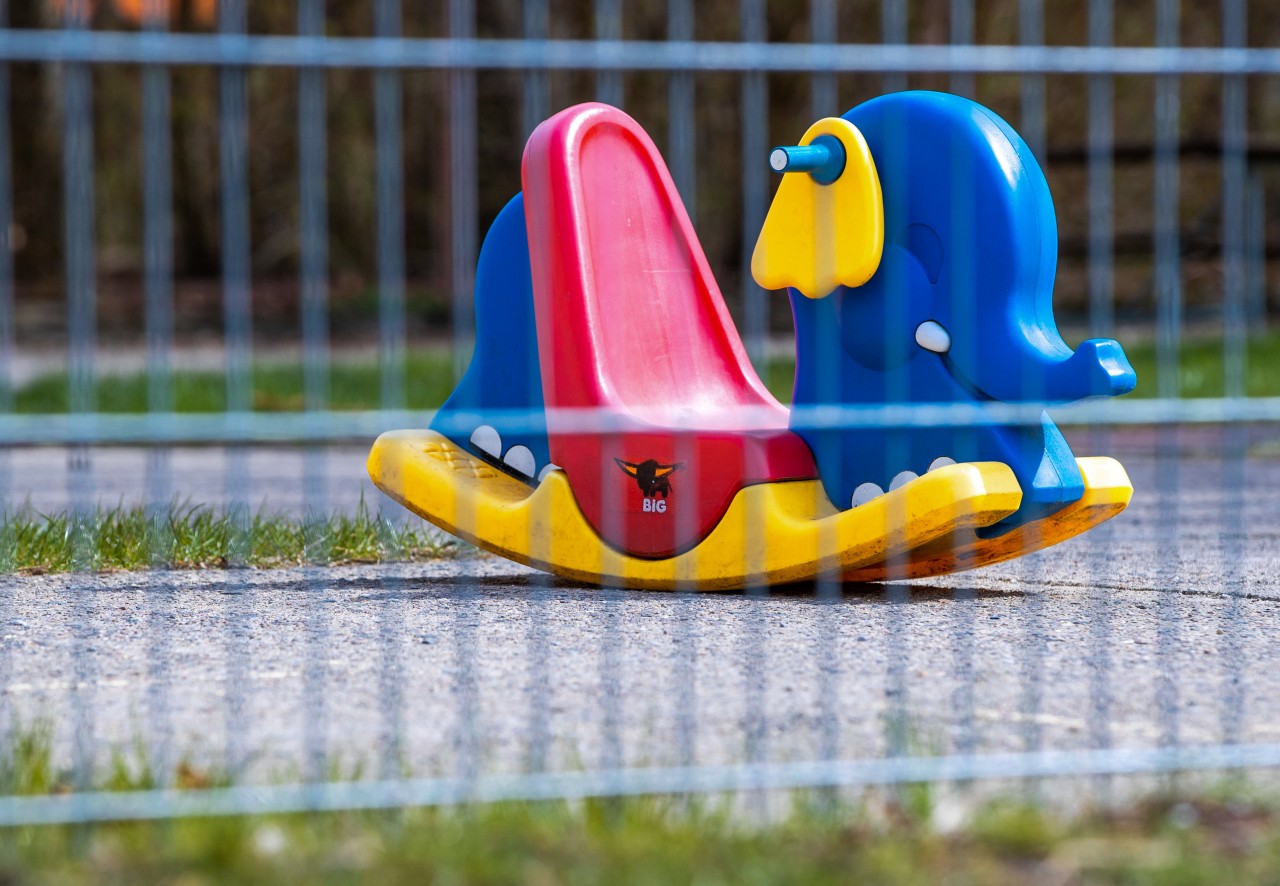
[7, 0, 1279, 344]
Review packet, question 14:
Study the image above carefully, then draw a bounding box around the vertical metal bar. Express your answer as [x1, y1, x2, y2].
[0, 0, 12, 503]
[740, 584, 768, 774]
[142, 1, 173, 494]
[1082, 497, 1119, 814]
[883, 582, 910, 758]
[524, 571, 552, 775]
[1153, 0, 1182, 752]
[375, 0, 406, 413]
[1083, 5, 1116, 777]
[1154, 2, 1182, 402]
[372, 0, 406, 782]
[950, 586, 979, 756]
[600, 590, 622, 775]
[220, 0, 252, 557]
[448, 0, 479, 788]
[879, 95, 916, 763]
[950, 0, 974, 98]
[141, 0, 175, 786]
[63, 0, 96, 560]
[64, 8, 95, 421]
[374, 574, 405, 780]
[61, 0, 97, 789]
[667, 0, 700, 767]
[667, 0, 696, 220]
[1087, 0, 1114, 340]
[807, 0, 841, 752]
[1018, 0, 1046, 161]
[740, 0, 770, 778]
[298, 0, 330, 787]
[449, 0, 476, 384]
[1018, 551, 1047, 779]
[1222, 0, 1247, 402]
[881, 0, 908, 93]
[810, 0, 837, 117]
[1219, 0, 1248, 752]
[740, 0, 767, 367]
[596, 0, 625, 756]
[141, 6, 172, 572]
[595, 0, 623, 106]
[522, 0, 553, 776]
[1246, 176, 1265, 329]
[0, 0, 13, 742]
[672, 588, 698, 769]
[221, 27, 252, 418]
[299, 2, 328, 424]
[218, 0, 252, 779]
[665, 0, 696, 217]
[522, 0, 549, 137]
[1017, 0, 1047, 786]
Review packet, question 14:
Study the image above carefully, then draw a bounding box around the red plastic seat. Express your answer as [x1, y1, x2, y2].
[521, 103, 817, 558]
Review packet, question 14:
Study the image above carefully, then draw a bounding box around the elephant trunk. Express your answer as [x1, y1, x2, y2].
[958, 336, 1137, 404]
[1042, 339, 1138, 401]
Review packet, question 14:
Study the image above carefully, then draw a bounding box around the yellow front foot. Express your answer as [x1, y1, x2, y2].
[842, 457, 1133, 583]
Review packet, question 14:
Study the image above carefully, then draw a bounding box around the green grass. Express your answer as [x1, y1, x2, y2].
[1123, 328, 1280, 399]
[11, 330, 1280, 415]
[0, 718, 1278, 884]
[0, 500, 454, 574]
[11, 352, 459, 414]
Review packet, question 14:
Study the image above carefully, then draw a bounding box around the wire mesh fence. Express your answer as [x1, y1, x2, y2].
[0, 0, 1276, 824]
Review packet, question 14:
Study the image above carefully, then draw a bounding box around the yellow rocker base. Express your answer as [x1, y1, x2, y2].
[843, 457, 1132, 582]
[369, 430, 1131, 591]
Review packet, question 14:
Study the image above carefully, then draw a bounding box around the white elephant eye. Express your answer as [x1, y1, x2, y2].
[915, 320, 952, 354]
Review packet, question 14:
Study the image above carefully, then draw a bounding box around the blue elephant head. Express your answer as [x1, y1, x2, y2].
[788, 91, 1136, 533]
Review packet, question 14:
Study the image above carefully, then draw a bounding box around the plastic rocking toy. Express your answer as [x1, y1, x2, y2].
[368, 93, 1137, 590]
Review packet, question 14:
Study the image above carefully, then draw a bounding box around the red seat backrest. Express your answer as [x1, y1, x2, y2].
[522, 103, 815, 557]
[523, 103, 783, 422]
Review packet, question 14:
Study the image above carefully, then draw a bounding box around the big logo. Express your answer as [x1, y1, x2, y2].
[614, 458, 682, 513]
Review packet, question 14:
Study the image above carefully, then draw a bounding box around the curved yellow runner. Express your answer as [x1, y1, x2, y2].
[369, 430, 1035, 590]
[843, 457, 1132, 582]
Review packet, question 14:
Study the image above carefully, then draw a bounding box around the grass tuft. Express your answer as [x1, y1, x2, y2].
[0, 499, 454, 575]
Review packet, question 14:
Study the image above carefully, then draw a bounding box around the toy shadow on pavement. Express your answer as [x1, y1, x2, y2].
[370, 94, 1136, 592]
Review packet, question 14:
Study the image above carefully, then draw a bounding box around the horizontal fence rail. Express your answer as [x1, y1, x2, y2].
[0, 398, 1277, 445]
[0, 32, 1272, 75]
[2, 742, 1279, 828]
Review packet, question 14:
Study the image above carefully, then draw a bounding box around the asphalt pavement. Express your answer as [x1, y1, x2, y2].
[0, 430, 1278, 787]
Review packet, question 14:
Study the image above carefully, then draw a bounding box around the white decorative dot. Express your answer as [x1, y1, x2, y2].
[850, 482, 885, 508]
[469, 425, 502, 459]
[915, 320, 952, 354]
[502, 445, 536, 478]
[928, 456, 957, 473]
[890, 471, 919, 491]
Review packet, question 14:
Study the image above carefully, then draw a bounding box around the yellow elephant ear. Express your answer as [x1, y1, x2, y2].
[750, 117, 884, 299]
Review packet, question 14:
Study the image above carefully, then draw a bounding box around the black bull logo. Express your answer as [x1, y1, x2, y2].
[614, 458, 683, 499]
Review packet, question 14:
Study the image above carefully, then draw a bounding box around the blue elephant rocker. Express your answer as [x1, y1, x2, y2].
[368, 92, 1137, 591]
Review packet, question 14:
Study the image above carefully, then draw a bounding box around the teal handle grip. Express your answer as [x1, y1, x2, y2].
[768, 134, 846, 185]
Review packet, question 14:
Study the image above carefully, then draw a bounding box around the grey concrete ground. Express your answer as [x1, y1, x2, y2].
[0, 432, 1277, 788]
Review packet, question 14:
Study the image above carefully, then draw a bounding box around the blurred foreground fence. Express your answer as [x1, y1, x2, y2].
[0, 0, 1277, 825]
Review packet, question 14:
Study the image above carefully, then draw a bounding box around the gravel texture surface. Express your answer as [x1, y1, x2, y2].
[1, 435, 1277, 785]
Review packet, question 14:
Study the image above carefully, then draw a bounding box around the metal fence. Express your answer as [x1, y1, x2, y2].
[0, 0, 1276, 824]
